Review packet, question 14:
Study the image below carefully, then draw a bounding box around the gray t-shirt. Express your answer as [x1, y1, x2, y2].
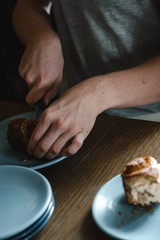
[52, 0, 160, 117]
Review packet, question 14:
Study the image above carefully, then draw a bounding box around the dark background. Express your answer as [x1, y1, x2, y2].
[0, 1, 27, 102]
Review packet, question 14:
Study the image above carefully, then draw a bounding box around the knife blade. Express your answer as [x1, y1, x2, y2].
[33, 90, 60, 120]
[33, 99, 45, 120]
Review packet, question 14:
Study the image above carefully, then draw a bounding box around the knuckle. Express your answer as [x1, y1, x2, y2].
[74, 139, 83, 148]
[51, 145, 61, 155]
[66, 147, 76, 156]
[37, 75, 51, 89]
[32, 134, 39, 143]
[22, 71, 33, 85]
[31, 131, 40, 143]
[68, 124, 77, 134]
[56, 119, 64, 129]
[41, 109, 52, 123]
[55, 119, 66, 130]
[38, 143, 48, 154]
[24, 72, 31, 81]
[18, 66, 25, 78]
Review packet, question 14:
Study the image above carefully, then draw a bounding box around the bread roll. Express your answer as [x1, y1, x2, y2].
[7, 118, 38, 153]
[121, 156, 160, 206]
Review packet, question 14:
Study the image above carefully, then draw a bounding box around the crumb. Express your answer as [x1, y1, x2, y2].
[118, 211, 123, 216]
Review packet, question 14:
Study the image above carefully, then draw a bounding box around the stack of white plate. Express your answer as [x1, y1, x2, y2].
[0, 165, 55, 240]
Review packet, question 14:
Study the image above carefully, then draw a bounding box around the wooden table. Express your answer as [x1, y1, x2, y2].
[1, 101, 160, 240]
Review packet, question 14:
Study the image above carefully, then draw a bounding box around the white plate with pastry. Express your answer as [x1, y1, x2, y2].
[92, 156, 160, 240]
[0, 112, 66, 170]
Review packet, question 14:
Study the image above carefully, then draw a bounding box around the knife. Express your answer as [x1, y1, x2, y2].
[33, 99, 46, 120]
[33, 90, 60, 120]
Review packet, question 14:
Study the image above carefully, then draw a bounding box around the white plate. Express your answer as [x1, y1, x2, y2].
[10, 196, 55, 240]
[92, 174, 160, 240]
[0, 112, 67, 169]
[17, 201, 54, 240]
[0, 165, 53, 239]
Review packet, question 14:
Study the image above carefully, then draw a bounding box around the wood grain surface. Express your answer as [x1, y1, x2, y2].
[1, 101, 160, 240]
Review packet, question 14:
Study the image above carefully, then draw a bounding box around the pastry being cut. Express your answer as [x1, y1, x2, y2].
[7, 118, 38, 153]
[121, 156, 160, 206]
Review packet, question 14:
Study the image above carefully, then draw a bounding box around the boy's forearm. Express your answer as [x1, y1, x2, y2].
[12, 0, 55, 45]
[87, 55, 160, 114]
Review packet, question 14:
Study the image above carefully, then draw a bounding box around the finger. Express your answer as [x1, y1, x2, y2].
[62, 132, 84, 156]
[18, 64, 35, 90]
[26, 86, 45, 104]
[18, 61, 26, 79]
[44, 131, 74, 159]
[27, 113, 52, 155]
[25, 78, 48, 104]
[30, 120, 66, 159]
